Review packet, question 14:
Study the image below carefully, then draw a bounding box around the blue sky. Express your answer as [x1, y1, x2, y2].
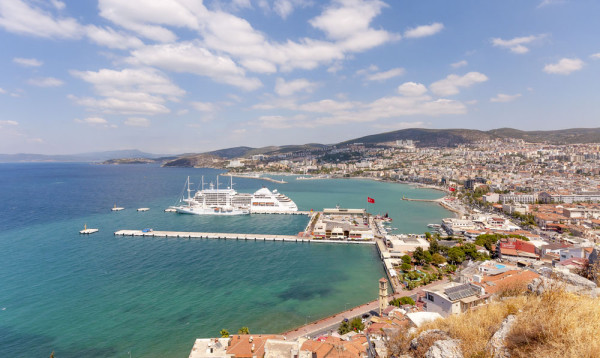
[0, 0, 599, 154]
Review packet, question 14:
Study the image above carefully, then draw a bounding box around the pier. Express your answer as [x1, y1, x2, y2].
[114, 230, 376, 245]
[401, 196, 443, 202]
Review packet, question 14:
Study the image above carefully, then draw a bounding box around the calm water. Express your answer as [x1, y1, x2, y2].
[0, 163, 449, 357]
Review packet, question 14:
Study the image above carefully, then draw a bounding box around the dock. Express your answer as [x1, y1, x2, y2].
[114, 230, 375, 245]
[80, 228, 99, 234]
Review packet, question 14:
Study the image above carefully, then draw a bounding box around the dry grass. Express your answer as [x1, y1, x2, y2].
[403, 287, 600, 358]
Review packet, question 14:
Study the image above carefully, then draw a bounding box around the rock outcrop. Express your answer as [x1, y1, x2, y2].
[425, 339, 463, 358]
[486, 314, 516, 358]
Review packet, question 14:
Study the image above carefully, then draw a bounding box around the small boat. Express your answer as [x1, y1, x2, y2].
[80, 224, 99, 234]
[164, 208, 177, 212]
[427, 223, 441, 228]
[111, 204, 124, 211]
[137, 208, 149, 212]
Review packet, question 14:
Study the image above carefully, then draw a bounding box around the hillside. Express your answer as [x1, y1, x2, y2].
[388, 286, 600, 358]
[488, 127, 600, 144]
[340, 128, 496, 147]
[342, 127, 600, 147]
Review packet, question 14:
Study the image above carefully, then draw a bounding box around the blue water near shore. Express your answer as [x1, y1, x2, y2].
[0, 163, 449, 357]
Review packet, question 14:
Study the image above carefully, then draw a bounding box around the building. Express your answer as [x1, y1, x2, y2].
[496, 238, 539, 260]
[423, 282, 487, 317]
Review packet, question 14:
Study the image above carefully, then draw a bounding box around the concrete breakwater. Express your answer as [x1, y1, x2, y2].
[114, 229, 376, 245]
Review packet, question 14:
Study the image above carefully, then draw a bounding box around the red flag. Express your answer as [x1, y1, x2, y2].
[367, 197, 375, 203]
[449, 187, 456, 192]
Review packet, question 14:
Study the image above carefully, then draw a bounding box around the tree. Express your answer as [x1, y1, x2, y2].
[431, 253, 446, 266]
[413, 247, 425, 265]
[50, 352, 54, 358]
[238, 327, 250, 335]
[220, 329, 230, 338]
[424, 232, 432, 240]
[401, 255, 411, 265]
[400, 262, 411, 271]
[429, 238, 440, 254]
[390, 296, 416, 306]
[350, 317, 364, 332]
[423, 250, 432, 264]
[338, 320, 351, 334]
[447, 247, 466, 264]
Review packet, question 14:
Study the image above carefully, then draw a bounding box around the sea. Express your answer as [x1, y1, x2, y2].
[0, 163, 450, 357]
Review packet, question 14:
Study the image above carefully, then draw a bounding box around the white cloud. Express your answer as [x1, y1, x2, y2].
[0, 0, 83, 39]
[275, 77, 318, 96]
[191, 101, 217, 112]
[490, 93, 522, 103]
[51, 1, 66, 10]
[13, 57, 43, 67]
[28, 77, 64, 87]
[75, 117, 108, 125]
[543, 58, 584, 75]
[365, 67, 405, 81]
[273, 0, 293, 18]
[429, 72, 488, 96]
[70, 68, 185, 115]
[124, 117, 150, 127]
[537, 0, 565, 8]
[590, 53, 600, 59]
[85, 25, 144, 49]
[258, 114, 311, 129]
[0, 120, 18, 126]
[451, 60, 467, 68]
[254, 91, 467, 129]
[397, 82, 428, 97]
[492, 34, 546, 54]
[127, 41, 262, 91]
[404, 22, 444, 39]
[97, 0, 397, 75]
[0, 88, 6, 94]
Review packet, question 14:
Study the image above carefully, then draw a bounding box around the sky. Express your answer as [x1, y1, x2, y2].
[0, 0, 599, 155]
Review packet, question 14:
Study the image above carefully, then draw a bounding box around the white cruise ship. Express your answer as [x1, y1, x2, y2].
[249, 187, 298, 213]
[171, 176, 298, 215]
[172, 176, 250, 215]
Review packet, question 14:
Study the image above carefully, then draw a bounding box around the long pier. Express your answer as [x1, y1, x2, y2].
[114, 230, 375, 245]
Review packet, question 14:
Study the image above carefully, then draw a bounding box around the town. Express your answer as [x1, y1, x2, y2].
[189, 138, 600, 358]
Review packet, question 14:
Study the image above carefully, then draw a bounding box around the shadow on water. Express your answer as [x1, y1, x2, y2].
[278, 282, 334, 301]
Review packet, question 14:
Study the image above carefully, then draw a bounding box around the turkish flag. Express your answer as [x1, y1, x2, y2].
[367, 197, 375, 203]
[449, 187, 456, 192]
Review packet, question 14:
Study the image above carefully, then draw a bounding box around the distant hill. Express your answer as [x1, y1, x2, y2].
[0, 149, 164, 163]
[340, 128, 495, 147]
[6, 127, 600, 164]
[487, 127, 600, 144]
[341, 127, 600, 147]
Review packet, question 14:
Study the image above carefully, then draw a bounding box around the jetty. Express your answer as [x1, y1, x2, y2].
[80, 224, 98, 234]
[225, 173, 287, 184]
[114, 229, 375, 245]
[401, 195, 444, 203]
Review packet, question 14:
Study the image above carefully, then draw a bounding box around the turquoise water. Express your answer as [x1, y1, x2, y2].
[0, 163, 450, 357]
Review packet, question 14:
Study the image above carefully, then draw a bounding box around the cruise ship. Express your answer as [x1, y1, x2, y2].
[171, 176, 297, 215]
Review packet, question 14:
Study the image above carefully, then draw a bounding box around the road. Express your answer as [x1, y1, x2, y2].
[281, 278, 448, 340]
